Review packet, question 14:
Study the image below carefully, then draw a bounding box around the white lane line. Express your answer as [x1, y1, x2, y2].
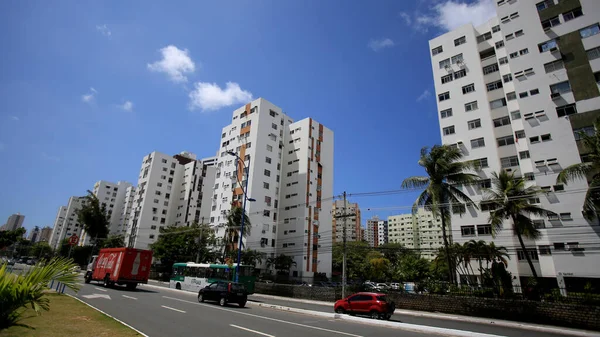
[94, 287, 107, 292]
[230, 324, 275, 337]
[122, 295, 137, 300]
[162, 296, 362, 337]
[161, 305, 186, 313]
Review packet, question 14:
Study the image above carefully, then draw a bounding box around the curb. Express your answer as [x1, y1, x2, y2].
[66, 293, 150, 337]
[251, 293, 600, 337]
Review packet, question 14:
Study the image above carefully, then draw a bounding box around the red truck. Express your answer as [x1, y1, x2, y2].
[84, 247, 152, 290]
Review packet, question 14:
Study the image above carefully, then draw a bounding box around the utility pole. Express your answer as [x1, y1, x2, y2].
[333, 192, 357, 299]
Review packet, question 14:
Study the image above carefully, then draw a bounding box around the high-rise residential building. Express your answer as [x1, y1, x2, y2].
[388, 209, 445, 260]
[27, 226, 40, 243]
[210, 98, 334, 278]
[429, 0, 600, 286]
[331, 199, 361, 243]
[3, 213, 25, 231]
[365, 216, 388, 247]
[49, 197, 85, 249]
[38, 226, 52, 243]
[117, 186, 137, 236]
[125, 151, 216, 250]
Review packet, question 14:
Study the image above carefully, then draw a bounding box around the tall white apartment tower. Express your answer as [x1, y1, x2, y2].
[331, 199, 362, 243]
[210, 98, 334, 278]
[429, 0, 600, 287]
[49, 197, 85, 249]
[49, 206, 67, 249]
[125, 152, 216, 250]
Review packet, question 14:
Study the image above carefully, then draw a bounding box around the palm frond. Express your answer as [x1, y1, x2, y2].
[556, 162, 593, 185]
[402, 176, 430, 189]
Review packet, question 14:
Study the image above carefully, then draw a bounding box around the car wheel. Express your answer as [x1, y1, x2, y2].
[335, 307, 345, 314]
[370, 311, 380, 319]
[219, 297, 227, 307]
[198, 293, 204, 303]
[84, 274, 91, 284]
[176, 283, 181, 290]
[385, 314, 392, 320]
[103, 276, 109, 288]
[239, 301, 246, 308]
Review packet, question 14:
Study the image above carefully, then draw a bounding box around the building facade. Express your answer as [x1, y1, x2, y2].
[210, 98, 334, 278]
[49, 197, 85, 250]
[3, 213, 25, 231]
[365, 216, 388, 247]
[331, 199, 361, 243]
[38, 226, 52, 243]
[125, 151, 216, 250]
[27, 226, 40, 243]
[388, 209, 445, 260]
[429, 0, 600, 286]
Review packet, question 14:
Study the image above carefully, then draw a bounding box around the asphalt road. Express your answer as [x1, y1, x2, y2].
[70, 278, 456, 337]
[142, 281, 581, 337]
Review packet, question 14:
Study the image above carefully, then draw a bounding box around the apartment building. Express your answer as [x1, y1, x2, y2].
[364, 216, 388, 247]
[27, 226, 40, 243]
[388, 209, 445, 260]
[331, 199, 362, 243]
[38, 226, 52, 243]
[3, 213, 25, 231]
[125, 151, 216, 250]
[117, 185, 136, 236]
[49, 197, 85, 250]
[210, 98, 334, 278]
[429, 0, 600, 287]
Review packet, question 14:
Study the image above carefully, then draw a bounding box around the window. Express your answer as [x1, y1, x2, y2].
[524, 172, 535, 181]
[541, 133, 552, 141]
[506, 33, 514, 41]
[520, 48, 529, 55]
[530, 136, 540, 143]
[497, 135, 515, 147]
[495, 40, 505, 49]
[475, 157, 489, 168]
[439, 58, 451, 69]
[443, 126, 455, 136]
[500, 156, 519, 168]
[440, 108, 453, 118]
[476, 32, 492, 43]
[451, 53, 464, 64]
[438, 92, 450, 102]
[542, 16, 560, 30]
[530, 89, 540, 96]
[465, 101, 478, 112]
[462, 83, 475, 94]
[486, 80, 503, 91]
[515, 30, 524, 37]
[517, 249, 539, 261]
[520, 150, 531, 159]
[511, 110, 521, 120]
[266, 145, 273, 152]
[493, 116, 511, 127]
[477, 224, 492, 236]
[574, 126, 595, 140]
[432, 46, 443, 56]
[539, 245, 551, 255]
[471, 138, 485, 149]
[468, 119, 481, 130]
[479, 179, 491, 189]
[503, 74, 513, 83]
[483, 63, 499, 75]
[519, 91, 529, 98]
[265, 157, 272, 164]
[536, 0, 554, 12]
[263, 182, 269, 189]
[492, 25, 501, 33]
[271, 123, 278, 130]
[490, 98, 507, 109]
[264, 169, 271, 177]
[556, 104, 577, 117]
[441, 74, 453, 84]
[538, 39, 558, 52]
[550, 81, 571, 94]
[588, 46, 600, 60]
[563, 7, 583, 22]
[461, 225, 475, 236]
[499, 57, 508, 65]
[454, 69, 467, 79]
[454, 36, 466, 46]
[510, 51, 519, 59]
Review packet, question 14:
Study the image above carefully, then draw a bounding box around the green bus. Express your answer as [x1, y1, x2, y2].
[170, 262, 256, 294]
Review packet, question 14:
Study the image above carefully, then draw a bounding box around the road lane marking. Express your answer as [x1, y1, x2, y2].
[94, 287, 107, 292]
[122, 295, 137, 300]
[230, 324, 275, 337]
[82, 294, 111, 300]
[161, 305, 186, 313]
[162, 296, 362, 337]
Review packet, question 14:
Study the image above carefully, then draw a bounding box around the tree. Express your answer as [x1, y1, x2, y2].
[485, 171, 553, 280]
[266, 254, 297, 275]
[557, 117, 600, 220]
[0, 257, 80, 329]
[150, 222, 217, 269]
[100, 234, 125, 248]
[366, 251, 390, 281]
[0, 228, 26, 250]
[222, 207, 252, 257]
[76, 190, 110, 243]
[30, 242, 53, 259]
[402, 145, 480, 283]
[394, 254, 430, 282]
[332, 241, 370, 280]
[240, 249, 265, 266]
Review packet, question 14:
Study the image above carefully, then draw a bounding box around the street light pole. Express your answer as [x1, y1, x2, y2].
[342, 191, 347, 299]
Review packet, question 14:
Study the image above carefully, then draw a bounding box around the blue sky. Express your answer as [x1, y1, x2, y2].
[0, 0, 496, 233]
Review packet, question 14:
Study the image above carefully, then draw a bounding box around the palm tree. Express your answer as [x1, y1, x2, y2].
[484, 171, 554, 280]
[402, 145, 480, 283]
[266, 254, 297, 275]
[77, 190, 110, 243]
[222, 207, 252, 257]
[0, 258, 80, 329]
[486, 242, 509, 269]
[241, 249, 265, 267]
[556, 118, 600, 220]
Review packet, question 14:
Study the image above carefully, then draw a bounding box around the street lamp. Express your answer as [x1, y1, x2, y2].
[227, 151, 256, 283]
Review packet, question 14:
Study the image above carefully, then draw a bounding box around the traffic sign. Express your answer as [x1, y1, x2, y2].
[68, 234, 79, 246]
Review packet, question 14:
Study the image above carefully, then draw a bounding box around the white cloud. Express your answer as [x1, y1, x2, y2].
[41, 152, 60, 162]
[10, 116, 19, 121]
[81, 87, 97, 103]
[147, 45, 196, 83]
[416, 89, 432, 102]
[402, 0, 496, 33]
[368, 38, 395, 52]
[119, 101, 134, 112]
[189, 82, 253, 112]
[96, 24, 111, 37]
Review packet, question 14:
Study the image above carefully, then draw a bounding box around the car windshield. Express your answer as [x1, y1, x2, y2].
[376, 296, 387, 302]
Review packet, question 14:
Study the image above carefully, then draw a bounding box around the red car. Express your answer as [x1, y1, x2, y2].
[334, 292, 396, 320]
